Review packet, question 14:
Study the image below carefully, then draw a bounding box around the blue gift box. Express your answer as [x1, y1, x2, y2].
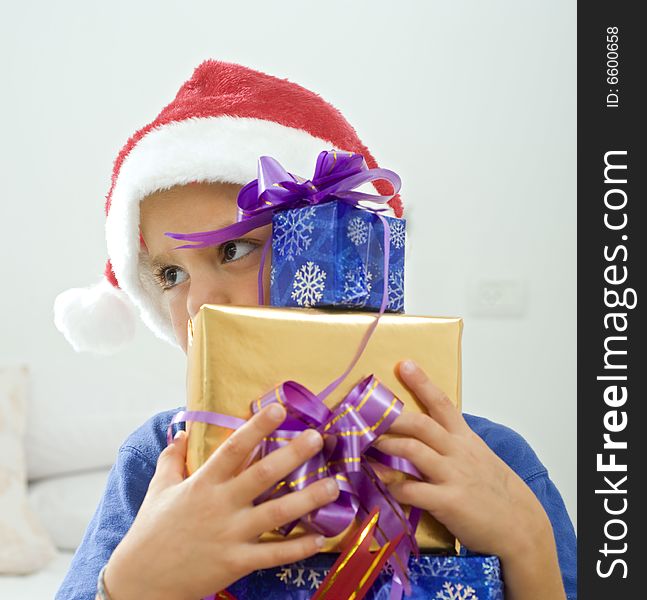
[270, 201, 406, 312]
[227, 553, 504, 599]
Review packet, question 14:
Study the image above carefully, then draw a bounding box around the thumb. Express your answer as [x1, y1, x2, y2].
[152, 430, 189, 490]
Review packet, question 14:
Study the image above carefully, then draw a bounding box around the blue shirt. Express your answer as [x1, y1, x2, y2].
[55, 410, 577, 599]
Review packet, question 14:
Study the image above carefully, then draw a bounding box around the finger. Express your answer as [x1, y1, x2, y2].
[388, 480, 444, 515]
[150, 430, 189, 491]
[232, 429, 324, 504]
[244, 478, 340, 539]
[373, 436, 448, 482]
[386, 412, 455, 455]
[398, 360, 468, 434]
[200, 404, 287, 484]
[245, 534, 326, 570]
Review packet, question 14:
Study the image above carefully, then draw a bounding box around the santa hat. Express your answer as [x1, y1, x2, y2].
[54, 59, 404, 354]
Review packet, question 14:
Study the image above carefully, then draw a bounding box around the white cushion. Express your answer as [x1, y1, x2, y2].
[28, 469, 110, 551]
[24, 329, 184, 480]
[0, 366, 57, 574]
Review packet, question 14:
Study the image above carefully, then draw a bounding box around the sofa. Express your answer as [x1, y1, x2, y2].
[0, 362, 180, 598]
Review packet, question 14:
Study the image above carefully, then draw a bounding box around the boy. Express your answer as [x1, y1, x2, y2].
[54, 60, 576, 599]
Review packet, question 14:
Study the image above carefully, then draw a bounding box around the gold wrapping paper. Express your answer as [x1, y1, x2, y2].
[185, 304, 463, 551]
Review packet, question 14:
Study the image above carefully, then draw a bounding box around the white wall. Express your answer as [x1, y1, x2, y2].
[0, 1, 576, 525]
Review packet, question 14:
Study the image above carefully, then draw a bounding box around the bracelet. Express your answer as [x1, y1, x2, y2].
[97, 564, 113, 600]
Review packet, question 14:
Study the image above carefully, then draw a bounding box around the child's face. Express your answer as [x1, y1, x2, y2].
[140, 182, 271, 353]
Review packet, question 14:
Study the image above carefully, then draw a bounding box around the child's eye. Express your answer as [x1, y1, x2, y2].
[153, 266, 188, 291]
[221, 239, 258, 263]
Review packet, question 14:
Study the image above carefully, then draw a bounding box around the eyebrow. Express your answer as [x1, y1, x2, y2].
[147, 216, 236, 268]
[149, 252, 178, 269]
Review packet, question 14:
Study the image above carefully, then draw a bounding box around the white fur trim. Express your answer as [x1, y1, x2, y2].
[53, 279, 137, 354]
[105, 116, 394, 346]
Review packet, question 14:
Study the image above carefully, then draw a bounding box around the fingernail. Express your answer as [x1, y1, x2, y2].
[173, 430, 184, 441]
[267, 404, 284, 421]
[401, 360, 416, 375]
[305, 429, 323, 448]
[315, 536, 326, 548]
[325, 478, 338, 495]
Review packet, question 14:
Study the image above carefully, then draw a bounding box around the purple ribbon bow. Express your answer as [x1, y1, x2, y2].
[237, 150, 401, 219]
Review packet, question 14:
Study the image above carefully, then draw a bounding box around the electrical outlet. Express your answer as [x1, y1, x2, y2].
[468, 279, 527, 317]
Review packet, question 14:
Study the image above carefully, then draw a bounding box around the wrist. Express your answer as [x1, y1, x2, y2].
[498, 502, 553, 563]
[497, 513, 566, 600]
[104, 543, 180, 600]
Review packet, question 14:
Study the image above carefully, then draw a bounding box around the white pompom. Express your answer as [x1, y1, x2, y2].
[53, 279, 136, 355]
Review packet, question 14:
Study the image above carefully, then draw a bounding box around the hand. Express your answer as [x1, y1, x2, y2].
[104, 404, 339, 600]
[374, 360, 566, 600]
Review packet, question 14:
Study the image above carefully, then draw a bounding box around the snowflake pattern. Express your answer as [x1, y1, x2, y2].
[347, 216, 369, 246]
[276, 567, 293, 585]
[269, 264, 276, 287]
[388, 268, 405, 312]
[389, 219, 406, 249]
[481, 558, 501, 581]
[435, 581, 479, 600]
[273, 207, 316, 261]
[275, 565, 327, 590]
[308, 569, 324, 589]
[252, 555, 501, 599]
[407, 556, 462, 583]
[342, 266, 373, 307]
[291, 261, 327, 307]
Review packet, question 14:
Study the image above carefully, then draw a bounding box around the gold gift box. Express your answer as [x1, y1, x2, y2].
[185, 304, 463, 552]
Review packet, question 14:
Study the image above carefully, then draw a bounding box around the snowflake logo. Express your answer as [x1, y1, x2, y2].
[273, 207, 316, 261]
[291, 261, 327, 307]
[347, 216, 369, 246]
[342, 266, 373, 307]
[388, 268, 405, 312]
[389, 219, 406, 249]
[270, 264, 276, 287]
[435, 581, 479, 600]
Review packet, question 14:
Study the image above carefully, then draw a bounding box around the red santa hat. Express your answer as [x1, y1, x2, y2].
[54, 59, 404, 354]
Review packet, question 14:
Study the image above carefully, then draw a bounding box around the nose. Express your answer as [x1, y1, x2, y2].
[186, 268, 230, 319]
